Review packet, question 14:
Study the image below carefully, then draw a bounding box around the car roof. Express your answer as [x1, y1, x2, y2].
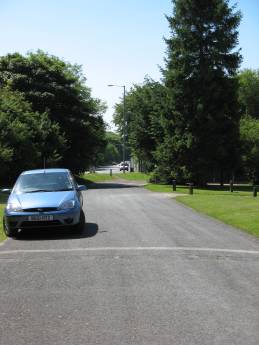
[21, 169, 70, 175]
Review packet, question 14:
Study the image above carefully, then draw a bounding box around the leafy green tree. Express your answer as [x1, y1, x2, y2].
[240, 116, 259, 183]
[103, 132, 122, 164]
[238, 69, 259, 118]
[113, 78, 167, 171]
[0, 87, 65, 183]
[161, 0, 242, 184]
[103, 143, 120, 164]
[0, 51, 106, 173]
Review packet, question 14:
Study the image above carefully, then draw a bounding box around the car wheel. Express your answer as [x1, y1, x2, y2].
[3, 219, 18, 238]
[73, 210, 85, 234]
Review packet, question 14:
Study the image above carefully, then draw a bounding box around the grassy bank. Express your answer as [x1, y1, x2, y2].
[0, 193, 7, 242]
[177, 194, 259, 237]
[80, 173, 115, 184]
[145, 183, 253, 195]
[80, 172, 150, 184]
[115, 172, 150, 181]
[145, 183, 259, 237]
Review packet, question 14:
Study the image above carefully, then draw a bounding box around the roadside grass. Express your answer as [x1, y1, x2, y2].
[115, 172, 150, 181]
[80, 173, 115, 184]
[145, 183, 259, 237]
[0, 193, 7, 242]
[80, 172, 150, 185]
[177, 194, 259, 237]
[145, 183, 253, 196]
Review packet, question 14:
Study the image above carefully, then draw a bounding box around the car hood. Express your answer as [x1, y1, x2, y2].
[9, 191, 76, 209]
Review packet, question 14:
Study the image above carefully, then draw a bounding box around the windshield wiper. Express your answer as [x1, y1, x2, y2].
[25, 189, 52, 193]
[53, 188, 73, 192]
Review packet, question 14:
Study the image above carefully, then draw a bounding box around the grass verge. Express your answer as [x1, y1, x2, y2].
[0, 193, 7, 242]
[80, 173, 115, 184]
[115, 172, 150, 181]
[177, 194, 259, 237]
[145, 183, 253, 196]
[80, 172, 150, 185]
[145, 183, 259, 237]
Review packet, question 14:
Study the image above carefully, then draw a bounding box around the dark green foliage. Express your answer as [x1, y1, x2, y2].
[238, 69, 259, 118]
[161, 0, 242, 184]
[113, 1, 242, 184]
[113, 78, 168, 171]
[0, 87, 65, 182]
[240, 116, 259, 183]
[0, 51, 106, 175]
[104, 132, 122, 164]
[238, 70, 259, 182]
[97, 131, 122, 165]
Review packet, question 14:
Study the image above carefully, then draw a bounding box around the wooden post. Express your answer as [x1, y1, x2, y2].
[229, 180, 233, 192]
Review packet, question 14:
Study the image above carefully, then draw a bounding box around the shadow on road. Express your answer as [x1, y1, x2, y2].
[87, 182, 142, 189]
[76, 176, 144, 190]
[15, 222, 98, 241]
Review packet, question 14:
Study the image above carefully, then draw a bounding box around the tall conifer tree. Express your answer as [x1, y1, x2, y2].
[161, 0, 242, 184]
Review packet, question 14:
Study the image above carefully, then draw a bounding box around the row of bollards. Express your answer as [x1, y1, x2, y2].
[172, 179, 258, 197]
[230, 180, 258, 197]
[229, 180, 234, 193]
[172, 180, 193, 195]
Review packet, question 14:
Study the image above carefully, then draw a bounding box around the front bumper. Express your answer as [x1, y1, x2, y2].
[4, 207, 81, 231]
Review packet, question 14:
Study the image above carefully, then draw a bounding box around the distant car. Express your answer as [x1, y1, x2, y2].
[119, 162, 129, 171]
[2, 168, 87, 237]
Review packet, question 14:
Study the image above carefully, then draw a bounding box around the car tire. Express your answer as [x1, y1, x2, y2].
[3, 219, 18, 238]
[73, 210, 85, 234]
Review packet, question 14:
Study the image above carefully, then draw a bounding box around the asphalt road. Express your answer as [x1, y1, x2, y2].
[94, 164, 131, 174]
[1, 182, 259, 345]
[94, 164, 121, 174]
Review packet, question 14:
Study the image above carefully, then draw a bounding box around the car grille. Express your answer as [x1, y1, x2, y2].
[22, 207, 58, 212]
[20, 220, 62, 228]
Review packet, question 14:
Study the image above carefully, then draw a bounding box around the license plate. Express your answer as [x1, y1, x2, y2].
[28, 215, 53, 221]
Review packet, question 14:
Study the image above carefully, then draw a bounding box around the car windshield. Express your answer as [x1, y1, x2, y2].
[13, 172, 74, 194]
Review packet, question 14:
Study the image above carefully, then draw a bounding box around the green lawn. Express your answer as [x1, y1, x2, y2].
[115, 172, 150, 181]
[80, 173, 115, 184]
[80, 172, 150, 184]
[177, 194, 259, 237]
[145, 183, 255, 196]
[145, 183, 259, 237]
[0, 193, 7, 242]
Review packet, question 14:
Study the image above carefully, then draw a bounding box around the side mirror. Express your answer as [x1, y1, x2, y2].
[77, 185, 87, 191]
[1, 188, 12, 194]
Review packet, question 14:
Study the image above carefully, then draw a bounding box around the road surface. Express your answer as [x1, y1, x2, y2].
[1, 182, 259, 345]
[94, 164, 131, 174]
[94, 164, 120, 174]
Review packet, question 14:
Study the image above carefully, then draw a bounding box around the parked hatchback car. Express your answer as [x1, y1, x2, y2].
[2, 168, 86, 237]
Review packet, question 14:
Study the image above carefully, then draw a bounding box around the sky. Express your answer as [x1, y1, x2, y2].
[0, 0, 259, 130]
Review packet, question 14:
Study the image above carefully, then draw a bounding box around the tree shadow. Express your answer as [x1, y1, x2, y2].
[87, 182, 142, 189]
[75, 176, 142, 190]
[15, 222, 98, 241]
[205, 184, 254, 192]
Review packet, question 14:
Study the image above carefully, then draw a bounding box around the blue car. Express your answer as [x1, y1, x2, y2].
[3, 168, 87, 237]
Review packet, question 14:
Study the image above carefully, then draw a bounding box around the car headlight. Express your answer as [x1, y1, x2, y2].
[59, 199, 76, 210]
[6, 202, 22, 212]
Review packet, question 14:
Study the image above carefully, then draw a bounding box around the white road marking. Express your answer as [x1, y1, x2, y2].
[0, 246, 259, 255]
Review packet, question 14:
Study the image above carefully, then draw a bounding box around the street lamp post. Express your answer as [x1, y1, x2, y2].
[108, 84, 126, 173]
